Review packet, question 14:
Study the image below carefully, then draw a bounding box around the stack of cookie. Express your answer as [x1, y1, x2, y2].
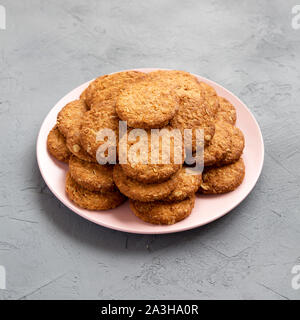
[47, 70, 245, 225]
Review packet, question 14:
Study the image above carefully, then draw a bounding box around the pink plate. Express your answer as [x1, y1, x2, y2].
[36, 68, 264, 234]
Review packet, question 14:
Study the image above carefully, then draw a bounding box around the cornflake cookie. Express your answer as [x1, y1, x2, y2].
[215, 97, 236, 125]
[164, 167, 202, 202]
[113, 164, 177, 202]
[69, 156, 115, 192]
[130, 195, 195, 225]
[119, 126, 184, 184]
[80, 71, 145, 108]
[80, 100, 119, 159]
[116, 78, 179, 128]
[200, 158, 245, 194]
[204, 121, 244, 166]
[65, 172, 126, 210]
[47, 125, 71, 163]
[198, 81, 219, 112]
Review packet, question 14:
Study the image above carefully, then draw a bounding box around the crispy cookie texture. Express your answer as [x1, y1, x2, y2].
[198, 81, 219, 111]
[65, 172, 126, 210]
[113, 164, 177, 202]
[130, 195, 195, 225]
[69, 156, 115, 192]
[215, 97, 236, 125]
[164, 167, 202, 202]
[119, 126, 184, 184]
[204, 121, 244, 166]
[57, 100, 87, 137]
[47, 125, 71, 163]
[200, 158, 245, 194]
[80, 71, 145, 108]
[80, 100, 119, 159]
[116, 78, 179, 129]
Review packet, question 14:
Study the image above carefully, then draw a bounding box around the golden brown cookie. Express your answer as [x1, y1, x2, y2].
[215, 97, 236, 125]
[116, 78, 179, 129]
[119, 126, 184, 184]
[200, 158, 245, 194]
[80, 71, 145, 108]
[198, 81, 219, 111]
[80, 100, 119, 159]
[130, 195, 195, 225]
[65, 172, 126, 210]
[56, 99, 95, 162]
[204, 121, 245, 166]
[69, 156, 115, 192]
[113, 164, 178, 202]
[47, 125, 71, 163]
[164, 167, 202, 202]
[57, 100, 87, 137]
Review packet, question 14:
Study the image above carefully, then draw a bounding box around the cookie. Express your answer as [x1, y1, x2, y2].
[204, 121, 244, 166]
[57, 99, 87, 137]
[215, 97, 236, 125]
[200, 158, 245, 194]
[130, 195, 195, 225]
[119, 126, 184, 184]
[69, 155, 115, 192]
[116, 78, 179, 128]
[47, 125, 71, 163]
[65, 172, 126, 210]
[80, 99, 119, 159]
[113, 164, 178, 202]
[164, 167, 202, 202]
[198, 81, 219, 111]
[81, 71, 145, 108]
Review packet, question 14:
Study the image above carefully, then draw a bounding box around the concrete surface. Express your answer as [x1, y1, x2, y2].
[0, 0, 300, 300]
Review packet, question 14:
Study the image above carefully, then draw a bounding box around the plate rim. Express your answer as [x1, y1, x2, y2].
[36, 68, 264, 234]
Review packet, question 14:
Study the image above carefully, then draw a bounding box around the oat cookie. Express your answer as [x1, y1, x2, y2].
[204, 121, 244, 166]
[81, 71, 145, 108]
[116, 78, 179, 128]
[65, 172, 126, 210]
[198, 81, 219, 111]
[113, 164, 178, 202]
[164, 167, 202, 202]
[130, 195, 195, 225]
[80, 100, 119, 159]
[215, 97, 236, 125]
[200, 158, 245, 194]
[69, 156, 115, 192]
[57, 99, 87, 137]
[47, 125, 71, 163]
[119, 126, 184, 184]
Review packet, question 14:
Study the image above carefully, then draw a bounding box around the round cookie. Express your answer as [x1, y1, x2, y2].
[80, 100, 119, 159]
[204, 121, 245, 166]
[164, 167, 202, 202]
[113, 164, 177, 202]
[47, 125, 71, 163]
[198, 81, 219, 111]
[130, 195, 195, 225]
[116, 78, 179, 129]
[69, 155, 115, 192]
[199, 158, 245, 194]
[80, 71, 145, 108]
[57, 99, 95, 162]
[65, 172, 126, 210]
[215, 97, 236, 125]
[57, 99, 87, 137]
[119, 126, 184, 184]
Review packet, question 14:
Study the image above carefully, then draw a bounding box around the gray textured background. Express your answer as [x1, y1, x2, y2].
[0, 0, 299, 300]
